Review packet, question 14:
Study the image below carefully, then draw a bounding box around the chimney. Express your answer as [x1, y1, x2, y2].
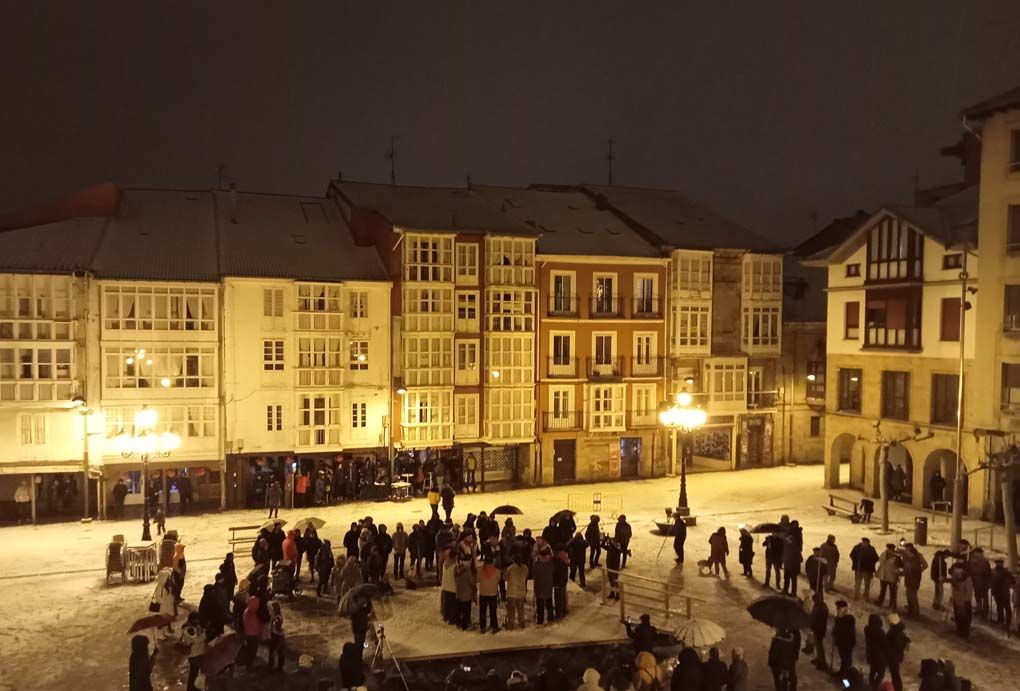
[229, 183, 238, 224]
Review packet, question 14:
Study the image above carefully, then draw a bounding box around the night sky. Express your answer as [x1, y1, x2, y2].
[3, 1, 1019, 246]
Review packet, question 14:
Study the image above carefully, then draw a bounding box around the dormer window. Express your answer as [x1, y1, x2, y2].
[845, 263, 860, 277]
[866, 218, 923, 282]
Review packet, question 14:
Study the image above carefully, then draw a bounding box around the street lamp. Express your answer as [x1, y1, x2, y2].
[659, 391, 707, 523]
[112, 406, 180, 541]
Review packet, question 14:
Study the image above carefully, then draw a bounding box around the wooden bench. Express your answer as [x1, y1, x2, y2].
[821, 494, 860, 521]
[228, 524, 261, 555]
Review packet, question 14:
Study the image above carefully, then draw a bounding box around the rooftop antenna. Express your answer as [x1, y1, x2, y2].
[606, 139, 615, 186]
[387, 136, 398, 185]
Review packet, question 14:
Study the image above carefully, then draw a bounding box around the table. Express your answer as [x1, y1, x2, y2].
[125, 543, 158, 583]
[391, 481, 412, 501]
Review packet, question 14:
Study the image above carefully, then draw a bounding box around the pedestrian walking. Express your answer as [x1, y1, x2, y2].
[885, 613, 908, 691]
[440, 482, 456, 521]
[863, 613, 886, 688]
[154, 506, 166, 536]
[832, 599, 856, 678]
[267, 601, 285, 672]
[615, 516, 633, 568]
[849, 537, 878, 601]
[709, 527, 730, 578]
[673, 513, 688, 565]
[605, 538, 626, 600]
[875, 544, 902, 610]
[129, 634, 158, 691]
[532, 548, 555, 625]
[568, 531, 587, 587]
[764, 532, 784, 589]
[478, 555, 501, 633]
[930, 549, 950, 611]
[819, 535, 840, 592]
[266, 480, 282, 519]
[504, 555, 528, 630]
[585, 515, 602, 568]
[738, 527, 754, 577]
[901, 543, 927, 617]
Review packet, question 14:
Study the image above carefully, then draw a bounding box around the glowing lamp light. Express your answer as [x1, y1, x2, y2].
[126, 356, 135, 365]
[146, 359, 153, 366]
[134, 406, 158, 431]
[491, 370, 501, 379]
[357, 353, 367, 362]
[396, 386, 408, 396]
[806, 374, 817, 382]
[160, 377, 171, 388]
[138, 348, 146, 356]
[676, 391, 693, 407]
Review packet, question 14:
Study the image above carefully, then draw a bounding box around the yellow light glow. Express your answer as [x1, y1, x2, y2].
[125, 356, 135, 365]
[676, 392, 693, 407]
[159, 431, 181, 452]
[491, 370, 501, 379]
[160, 377, 171, 388]
[806, 374, 816, 382]
[138, 348, 146, 356]
[357, 354, 367, 362]
[135, 407, 158, 431]
[146, 359, 153, 366]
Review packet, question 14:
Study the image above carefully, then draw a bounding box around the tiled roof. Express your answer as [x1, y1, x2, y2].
[0, 217, 107, 274]
[334, 181, 537, 236]
[473, 186, 661, 258]
[961, 84, 1020, 121]
[582, 185, 780, 253]
[215, 191, 387, 281]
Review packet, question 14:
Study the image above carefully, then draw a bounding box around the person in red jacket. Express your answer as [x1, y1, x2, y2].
[283, 530, 299, 563]
[242, 595, 265, 670]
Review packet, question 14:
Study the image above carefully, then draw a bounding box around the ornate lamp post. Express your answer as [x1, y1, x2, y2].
[660, 391, 708, 524]
[113, 406, 180, 541]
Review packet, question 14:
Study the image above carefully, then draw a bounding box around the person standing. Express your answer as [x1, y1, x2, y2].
[568, 531, 587, 587]
[376, 524, 393, 575]
[266, 480, 282, 519]
[464, 452, 478, 492]
[112, 478, 128, 519]
[440, 483, 456, 521]
[885, 613, 908, 691]
[764, 532, 784, 590]
[782, 534, 802, 597]
[585, 515, 602, 568]
[767, 628, 798, 691]
[709, 527, 730, 578]
[242, 594, 265, 670]
[738, 527, 754, 577]
[454, 555, 476, 630]
[615, 515, 633, 568]
[875, 544, 902, 610]
[809, 594, 829, 670]
[178, 612, 206, 691]
[14, 480, 31, 525]
[818, 535, 840, 592]
[727, 647, 750, 691]
[504, 555, 529, 630]
[129, 634, 158, 691]
[831, 599, 856, 678]
[552, 549, 569, 619]
[294, 471, 308, 508]
[343, 523, 360, 560]
[901, 543, 927, 617]
[315, 540, 334, 597]
[532, 548, 555, 625]
[392, 523, 408, 580]
[267, 601, 285, 672]
[849, 537, 878, 601]
[929, 549, 950, 611]
[478, 555, 500, 633]
[863, 614, 886, 689]
[969, 547, 992, 619]
[673, 514, 689, 567]
[702, 647, 727, 691]
[991, 557, 1015, 629]
[929, 470, 946, 505]
[805, 547, 828, 595]
[624, 613, 657, 653]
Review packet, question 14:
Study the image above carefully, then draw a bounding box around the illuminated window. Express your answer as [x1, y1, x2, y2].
[296, 337, 343, 386]
[103, 285, 215, 331]
[263, 288, 284, 317]
[349, 340, 368, 371]
[590, 384, 625, 430]
[403, 335, 453, 386]
[350, 291, 368, 319]
[297, 394, 340, 447]
[456, 243, 479, 285]
[405, 235, 454, 283]
[296, 284, 342, 330]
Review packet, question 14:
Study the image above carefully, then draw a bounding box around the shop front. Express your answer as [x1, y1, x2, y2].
[101, 460, 222, 519]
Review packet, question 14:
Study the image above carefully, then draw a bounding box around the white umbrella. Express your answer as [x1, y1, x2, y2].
[261, 518, 287, 530]
[673, 618, 726, 647]
[293, 517, 326, 532]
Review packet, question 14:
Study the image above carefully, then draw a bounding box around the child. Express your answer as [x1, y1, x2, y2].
[154, 506, 166, 535]
[268, 601, 285, 672]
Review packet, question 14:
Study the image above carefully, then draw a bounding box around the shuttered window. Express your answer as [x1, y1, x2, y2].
[940, 298, 960, 341]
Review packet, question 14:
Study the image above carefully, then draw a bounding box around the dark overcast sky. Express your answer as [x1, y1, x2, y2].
[2, 1, 1019, 246]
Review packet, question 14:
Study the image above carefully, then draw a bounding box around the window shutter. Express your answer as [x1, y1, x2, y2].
[940, 298, 961, 341]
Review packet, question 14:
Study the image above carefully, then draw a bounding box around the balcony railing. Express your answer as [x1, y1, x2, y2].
[589, 296, 623, 318]
[629, 356, 664, 377]
[632, 296, 662, 318]
[586, 356, 624, 379]
[747, 390, 778, 410]
[547, 356, 579, 378]
[543, 411, 583, 432]
[547, 294, 578, 317]
[627, 409, 658, 428]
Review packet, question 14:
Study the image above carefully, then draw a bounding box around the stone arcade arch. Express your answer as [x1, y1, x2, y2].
[831, 433, 863, 489]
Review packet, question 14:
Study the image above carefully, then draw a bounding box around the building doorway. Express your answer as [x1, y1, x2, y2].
[553, 439, 576, 483]
[743, 418, 765, 467]
[620, 438, 641, 478]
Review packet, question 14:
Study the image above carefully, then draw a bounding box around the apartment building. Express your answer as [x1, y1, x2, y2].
[332, 182, 538, 486]
[581, 186, 786, 470]
[474, 186, 669, 484]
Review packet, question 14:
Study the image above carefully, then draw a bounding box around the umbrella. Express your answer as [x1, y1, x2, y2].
[550, 509, 576, 523]
[747, 595, 810, 630]
[247, 562, 270, 582]
[260, 518, 287, 530]
[126, 613, 174, 634]
[673, 618, 726, 647]
[292, 517, 326, 532]
[202, 632, 242, 676]
[338, 583, 379, 617]
[491, 504, 523, 516]
[750, 522, 784, 534]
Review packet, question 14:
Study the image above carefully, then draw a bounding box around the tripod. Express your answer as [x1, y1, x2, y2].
[369, 625, 410, 691]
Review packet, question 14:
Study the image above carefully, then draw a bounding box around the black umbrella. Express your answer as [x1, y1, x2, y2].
[246, 562, 269, 582]
[491, 504, 523, 516]
[338, 583, 379, 617]
[750, 522, 784, 534]
[550, 509, 576, 524]
[747, 595, 810, 630]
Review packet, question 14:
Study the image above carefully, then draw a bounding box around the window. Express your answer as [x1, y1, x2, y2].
[263, 288, 284, 317]
[867, 217, 923, 280]
[297, 394, 340, 446]
[405, 235, 454, 283]
[349, 340, 368, 371]
[742, 255, 783, 300]
[103, 285, 216, 331]
[632, 383, 656, 425]
[809, 416, 821, 437]
[592, 333, 616, 375]
[403, 286, 454, 331]
[1003, 364, 1020, 409]
[806, 361, 825, 400]
[349, 291, 368, 319]
[672, 252, 712, 297]
[1009, 206, 1020, 249]
[550, 272, 575, 314]
[403, 336, 453, 386]
[0, 275, 72, 321]
[742, 306, 780, 351]
[485, 387, 534, 439]
[881, 371, 910, 420]
[266, 404, 283, 432]
[837, 368, 862, 413]
[456, 243, 479, 285]
[1, 346, 73, 381]
[263, 340, 284, 371]
[402, 390, 452, 444]
[552, 333, 572, 365]
[940, 298, 961, 341]
[104, 346, 214, 389]
[296, 284, 342, 330]
[456, 292, 479, 332]
[551, 387, 573, 419]
[931, 374, 959, 426]
[454, 394, 479, 438]
[485, 237, 535, 286]
[486, 288, 536, 331]
[844, 302, 860, 339]
[705, 359, 747, 406]
[590, 384, 625, 430]
[633, 333, 657, 375]
[865, 288, 922, 348]
[296, 337, 343, 386]
[351, 402, 367, 429]
[1011, 129, 1020, 172]
[942, 254, 963, 270]
[592, 274, 618, 315]
[633, 275, 658, 315]
[19, 414, 46, 445]
[845, 263, 861, 277]
[104, 405, 217, 438]
[485, 334, 534, 385]
[1007, 286, 1020, 332]
[672, 303, 710, 351]
[455, 340, 479, 385]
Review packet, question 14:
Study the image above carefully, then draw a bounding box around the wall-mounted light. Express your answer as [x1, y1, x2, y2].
[160, 377, 171, 388]
[396, 386, 407, 395]
[806, 374, 817, 382]
[491, 370, 501, 379]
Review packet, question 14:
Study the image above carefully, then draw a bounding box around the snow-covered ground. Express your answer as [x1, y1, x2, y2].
[2, 465, 1016, 690]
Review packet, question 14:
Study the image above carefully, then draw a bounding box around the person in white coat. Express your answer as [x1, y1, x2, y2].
[149, 568, 179, 634]
[577, 667, 605, 691]
[14, 480, 31, 525]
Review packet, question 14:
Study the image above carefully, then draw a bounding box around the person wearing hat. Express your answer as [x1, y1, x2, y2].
[990, 557, 1015, 629]
[884, 612, 908, 691]
[831, 600, 856, 677]
[875, 544, 902, 610]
